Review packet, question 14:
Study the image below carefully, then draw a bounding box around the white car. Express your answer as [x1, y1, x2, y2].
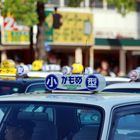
[105, 76, 130, 86]
[103, 82, 140, 93]
[0, 73, 140, 140]
[0, 92, 140, 140]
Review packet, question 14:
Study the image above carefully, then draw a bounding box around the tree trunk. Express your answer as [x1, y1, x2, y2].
[36, 23, 47, 61]
[29, 26, 35, 63]
[35, 1, 47, 61]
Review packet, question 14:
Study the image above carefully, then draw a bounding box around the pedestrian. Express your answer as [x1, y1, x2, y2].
[99, 60, 116, 77]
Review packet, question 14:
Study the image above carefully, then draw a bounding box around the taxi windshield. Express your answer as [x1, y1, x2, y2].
[0, 102, 104, 140]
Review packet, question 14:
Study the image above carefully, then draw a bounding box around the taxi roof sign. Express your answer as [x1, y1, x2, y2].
[71, 63, 84, 74]
[128, 67, 140, 81]
[0, 59, 16, 77]
[1, 59, 15, 68]
[45, 73, 106, 93]
[16, 65, 29, 76]
[0, 60, 30, 78]
[32, 60, 43, 71]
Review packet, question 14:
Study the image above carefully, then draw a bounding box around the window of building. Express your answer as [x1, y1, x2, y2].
[89, 0, 103, 8]
[136, 2, 140, 12]
[64, 0, 70, 6]
[47, 0, 60, 6]
[64, 0, 83, 7]
[107, 3, 115, 9]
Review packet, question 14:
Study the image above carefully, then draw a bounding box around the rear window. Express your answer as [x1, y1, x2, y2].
[103, 88, 140, 93]
[0, 85, 20, 95]
[25, 83, 48, 93]
[0, 102, 104, 140]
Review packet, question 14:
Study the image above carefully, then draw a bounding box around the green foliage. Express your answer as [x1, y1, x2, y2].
[107, 0, 136, 16]
[67, 0, 136, 16]
[67, 0, 84, 7]
[0, 0, 2, 10]
[36, 0, 47, 3]
[0, 0, 137, 25]
[1, 0, 48, 26]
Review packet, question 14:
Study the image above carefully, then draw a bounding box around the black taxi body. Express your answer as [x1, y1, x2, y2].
[0, 78, 47, 95]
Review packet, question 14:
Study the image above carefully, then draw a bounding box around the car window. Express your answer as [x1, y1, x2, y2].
[109, 105, 140, 140]
[0, 106, 9, 123]
[78, 109, 101, 125]
[25, 83, 48, 93]
[106, 81, 129, 86]
[0, 102, 104, 140]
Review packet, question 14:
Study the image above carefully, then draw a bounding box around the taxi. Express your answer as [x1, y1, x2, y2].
[103, 68, 140, 93]
[102, 82, 140, 93]
[27, 60, 62, 78]
[105, 76, 130, 86]
[0, 78, 47, 95]
[0, 59, 49, 95]
[0, 64, 140, 140]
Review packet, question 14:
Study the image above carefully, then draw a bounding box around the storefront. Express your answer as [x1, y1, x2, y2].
[94, 38, 140, 75]
[47, 44, 91, 67]
[44, 7, 94, 67]
[0, 16, 32, 64]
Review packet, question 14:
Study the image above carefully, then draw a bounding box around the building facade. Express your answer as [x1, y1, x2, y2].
[1, 0, 140, 76]
[46, 0, 140, 75]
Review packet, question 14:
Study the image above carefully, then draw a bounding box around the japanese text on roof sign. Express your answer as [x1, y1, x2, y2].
[62, 76, 82, 84]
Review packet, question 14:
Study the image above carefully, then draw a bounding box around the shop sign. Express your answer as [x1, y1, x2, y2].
[1, 16, 30, 45]
[45, 8, 94, 45]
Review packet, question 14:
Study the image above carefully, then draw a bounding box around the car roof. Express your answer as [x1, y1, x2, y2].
[105, 76, 131, 86]
[27, 71, 62, 78]
[104, 82, 140, 89]
[1, 92, 140, 110]
[105, 76, 130, 82]
[0, 78, 45, 84]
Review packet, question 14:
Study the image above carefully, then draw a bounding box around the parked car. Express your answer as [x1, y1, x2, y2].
[0, 78, 48, 95]
[0, 73, 140, 140]
[0, 92, 140, 139]
[102, 82, 140, 93]
[105, 76, 130, 86]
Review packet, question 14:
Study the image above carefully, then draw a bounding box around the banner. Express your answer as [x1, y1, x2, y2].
[45, 8, 93, 45]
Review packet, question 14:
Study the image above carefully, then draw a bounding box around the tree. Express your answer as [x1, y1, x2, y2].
[107, 0, 136, 16]
[67, 0, 136, 16]
[0, 0, 47, 62]
[66, 0, 84, 7]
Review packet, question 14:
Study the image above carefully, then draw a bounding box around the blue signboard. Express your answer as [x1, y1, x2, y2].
[45, 74, 106, 92]
[45, 74, 58, 90]
[85, 75, 99, 91]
